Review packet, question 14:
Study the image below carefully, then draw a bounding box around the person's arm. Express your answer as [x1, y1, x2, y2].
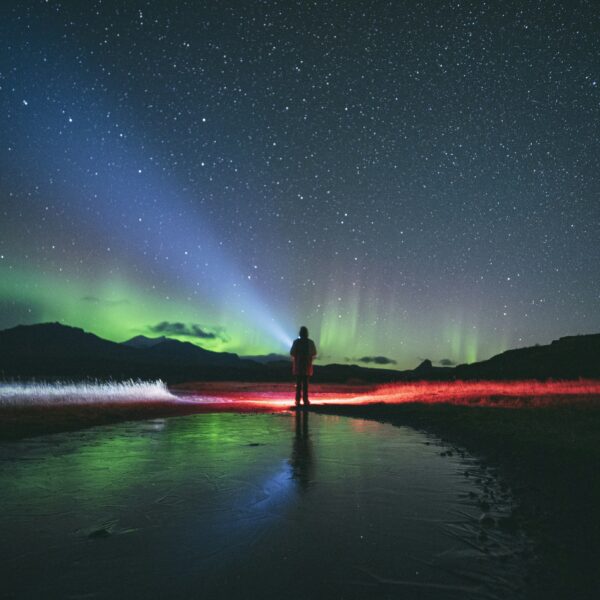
[290, 340, 297, 356]
[310, 340, 317, 357]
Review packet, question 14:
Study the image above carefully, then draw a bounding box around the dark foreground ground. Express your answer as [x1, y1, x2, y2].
[1, 381, 599, 599]
[310, 401, 600, 600]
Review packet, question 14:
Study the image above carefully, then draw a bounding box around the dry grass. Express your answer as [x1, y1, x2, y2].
[352, 379, 600, 407]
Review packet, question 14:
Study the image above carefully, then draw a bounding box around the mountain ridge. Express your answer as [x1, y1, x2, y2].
[0, 322, 598, 383]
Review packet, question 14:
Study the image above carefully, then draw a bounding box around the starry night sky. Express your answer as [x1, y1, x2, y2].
[1, 1, 599, 368]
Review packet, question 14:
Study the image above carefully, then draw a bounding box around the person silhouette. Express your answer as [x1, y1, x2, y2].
[290, 326, 317, 407]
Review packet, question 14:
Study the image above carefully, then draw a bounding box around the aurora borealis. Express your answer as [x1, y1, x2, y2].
[1, 1, 599, 368]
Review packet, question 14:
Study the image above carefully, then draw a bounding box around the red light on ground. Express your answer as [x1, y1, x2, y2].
[175, 380, 600, 412]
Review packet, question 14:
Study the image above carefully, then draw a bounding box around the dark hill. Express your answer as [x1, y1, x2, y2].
[122, 335, 243, 367]
[143, 338, 243, 367]
[0, 323, 136, 362]
[0, 323, 405, 383]
[1, 323, 599, 382]
[455, 334, 600, 380]
[122, 335, 168, 349]
[0, 323, 255, 381]
[241, 353, 290, 364]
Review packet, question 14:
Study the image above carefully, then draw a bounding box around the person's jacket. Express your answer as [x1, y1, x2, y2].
[290, 337, 317, 376]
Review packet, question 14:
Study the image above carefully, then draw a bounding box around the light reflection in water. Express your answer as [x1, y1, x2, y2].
[0, 412, 531, 599]
[290, 411, 314, 491]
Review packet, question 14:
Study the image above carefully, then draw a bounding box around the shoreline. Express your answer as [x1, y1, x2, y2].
[309, 401, 600, 600]
[1, 380, 598, 598]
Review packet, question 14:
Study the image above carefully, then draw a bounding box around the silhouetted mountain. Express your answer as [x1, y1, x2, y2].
[409, 359, 455, 380]
[241, 353, 290, 364]
[0, 323, 598, 383]
[142, 338, 243, 367]
[0, 323, 137, 362]
[122, 335, 242, 366]
[0, 323, 405, 383]
[312, 363, 401, 384]
[414, 359, 433, 373]
[454, 334, 600, 380]
[0, 323, 254, 382]
[122, 335, 168, 349]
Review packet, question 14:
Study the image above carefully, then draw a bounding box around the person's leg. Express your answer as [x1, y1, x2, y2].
[295, 375, 302, 405]
[302, 375, 309, 405]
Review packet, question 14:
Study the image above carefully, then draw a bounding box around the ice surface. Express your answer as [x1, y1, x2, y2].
[0, 412, 531, 599]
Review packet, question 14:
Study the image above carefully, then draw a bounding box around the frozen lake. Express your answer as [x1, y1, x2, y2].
[0, 412, 530, 599]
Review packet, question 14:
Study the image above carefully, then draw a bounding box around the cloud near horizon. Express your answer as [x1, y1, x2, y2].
[438, 358, 457, 366]
[149, 321, 227, 341]
[357, 355, 397, 365]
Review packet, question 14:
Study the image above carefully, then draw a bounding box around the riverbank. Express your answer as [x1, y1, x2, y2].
[1, 380, 598, 597]
[309, 401, 600, 600]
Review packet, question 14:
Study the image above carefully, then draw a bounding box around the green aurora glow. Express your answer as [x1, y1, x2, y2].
[2, 2, 599, 370]
[1, 264, 512, 368]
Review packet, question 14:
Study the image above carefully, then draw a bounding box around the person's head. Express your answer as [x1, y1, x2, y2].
[299, 326, 308, 339]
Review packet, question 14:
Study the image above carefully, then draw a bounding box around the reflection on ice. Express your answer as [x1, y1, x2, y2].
[0, 412, 531, 599]
[290, 410, 314, 490]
